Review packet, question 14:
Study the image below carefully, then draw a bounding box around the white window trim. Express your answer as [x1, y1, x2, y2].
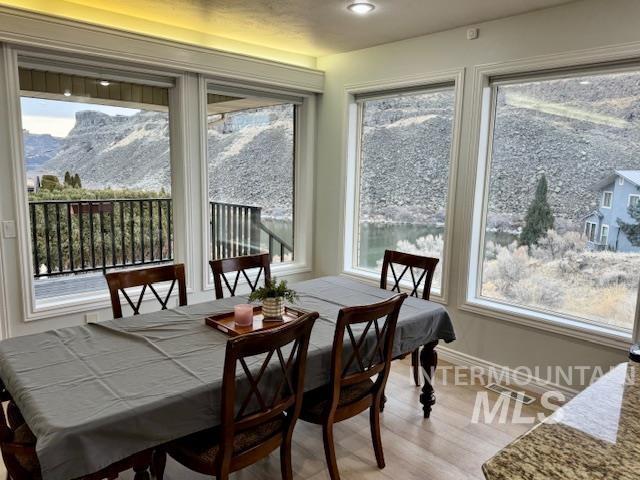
[0, 234, 8, 340]
[602, 191, 613, 208]
[462, 298, 631, 350]
[462, 46, 640, 350]
[628, 194, 640, 207]
[340, 267, 444, 303]
[585, 221, 597, 241]
[4, 47, 196, 321]
[600, 224, 610, 244]
[341, 69, 465, 305]
[198, 76, 315, 292]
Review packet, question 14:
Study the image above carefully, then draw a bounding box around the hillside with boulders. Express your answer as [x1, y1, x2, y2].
[23, 131, 62, 172]
[359, 72, 640, 231]
[24, 71, 640, 228]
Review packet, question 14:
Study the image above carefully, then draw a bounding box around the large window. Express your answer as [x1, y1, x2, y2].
[206, 87, 297, 266]
[475, 69, 640, 332]
[351, 86, 456, 293]
[19, 66, 174, 306]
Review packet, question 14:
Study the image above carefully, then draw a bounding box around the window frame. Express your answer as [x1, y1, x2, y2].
[464, 54, 640, 349]
[628, 194, 640, 207]
[602, 191, 613, 208]
[341, 70, 465, 303]
[600, 224, 609, 245]
[198, 76, 315, 292]
[5, 48, 195, 320]
[585, 221, 597, 242]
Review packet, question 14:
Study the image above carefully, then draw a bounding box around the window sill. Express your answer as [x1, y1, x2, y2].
[202, 261, 312, 292]
[27, 284, 195, 322]
[460, 297, 632, 351]
[340, 267, 445, 305]
[29, 261, 311, 319]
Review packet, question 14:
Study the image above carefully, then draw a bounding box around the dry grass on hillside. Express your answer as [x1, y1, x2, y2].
[401, 230, 640, 330]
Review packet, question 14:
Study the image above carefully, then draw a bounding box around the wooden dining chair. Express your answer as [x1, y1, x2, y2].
[299, 294, 407, 480]
[105, 263, 187, 319]
[152, 311, 318, 480]
[209, 253, 271, 299]
[380, 250, 439, 386]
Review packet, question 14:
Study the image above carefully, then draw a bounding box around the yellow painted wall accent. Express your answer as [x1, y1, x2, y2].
[0, 0, 317, 68]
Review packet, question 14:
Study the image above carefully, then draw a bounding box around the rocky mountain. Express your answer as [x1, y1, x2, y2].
[360, 71, 640, 231]
[36, 105, 294, 218]
[488, 71, 640, 231]
[207, 105, 294, 218]
[29, 71, 640, 229]
[43, 110, 171, 192]
[359, 91, 454, 225]
[23, 131, 62, 173]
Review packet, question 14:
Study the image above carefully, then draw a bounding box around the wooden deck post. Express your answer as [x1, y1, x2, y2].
[249, 207, 262, 254]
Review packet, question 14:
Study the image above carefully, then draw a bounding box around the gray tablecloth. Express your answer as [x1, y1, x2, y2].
[0, 276, 454, 480]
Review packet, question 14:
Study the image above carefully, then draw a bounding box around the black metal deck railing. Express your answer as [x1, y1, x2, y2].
[209, 201, 293, 262]
[30, 198, 173, 278]
[29, 199, 293, 278]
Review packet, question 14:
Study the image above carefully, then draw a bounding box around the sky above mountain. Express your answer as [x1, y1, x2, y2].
[20, 97, 140, 137]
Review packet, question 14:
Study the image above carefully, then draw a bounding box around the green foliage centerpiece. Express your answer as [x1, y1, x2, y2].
[248, 278, 298, 320]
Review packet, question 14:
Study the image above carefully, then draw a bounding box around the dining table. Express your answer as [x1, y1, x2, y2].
[0, 275, 455, 480]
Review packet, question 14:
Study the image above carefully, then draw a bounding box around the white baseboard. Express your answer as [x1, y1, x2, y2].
[436, 345, 579, 399]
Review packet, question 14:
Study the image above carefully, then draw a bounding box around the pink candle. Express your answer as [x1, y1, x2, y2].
[234, 304, 254, 327]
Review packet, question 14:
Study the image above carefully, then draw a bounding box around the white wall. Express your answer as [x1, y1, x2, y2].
[314, 0, 640, 388]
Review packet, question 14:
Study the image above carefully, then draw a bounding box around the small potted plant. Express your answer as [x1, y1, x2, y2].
[248, 277, 298, 319]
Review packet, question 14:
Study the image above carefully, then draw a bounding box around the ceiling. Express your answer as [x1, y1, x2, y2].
[4, 0, 579, 58]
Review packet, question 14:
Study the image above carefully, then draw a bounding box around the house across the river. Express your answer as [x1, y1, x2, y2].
[26, 176, 40, 193]
[584, 170, 640, 252]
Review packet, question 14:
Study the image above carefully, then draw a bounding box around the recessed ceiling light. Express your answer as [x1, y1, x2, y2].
[63, 89, 71, 97]
[579, 81, 591, 85]
[99, 80, 111, 86]
[347, 2, 375, 15]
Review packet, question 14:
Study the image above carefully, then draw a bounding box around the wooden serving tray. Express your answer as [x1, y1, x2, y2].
[205, 306, 306, 337]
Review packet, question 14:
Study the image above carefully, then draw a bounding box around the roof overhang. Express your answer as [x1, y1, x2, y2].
[590, 174, 617, 192]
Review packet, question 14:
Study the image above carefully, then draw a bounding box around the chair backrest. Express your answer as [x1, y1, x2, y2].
[326, 294, 407, 412]
[209, 253, 271, 299]
[217, 311, 318, 469]
[380, 250, 439, 300]
[105, 263, 187, 319]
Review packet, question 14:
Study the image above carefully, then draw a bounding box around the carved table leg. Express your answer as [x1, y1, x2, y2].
[419, 341, 438, 419]
[152, 449, 167, 480]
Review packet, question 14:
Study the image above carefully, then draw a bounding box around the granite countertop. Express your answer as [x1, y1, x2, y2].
[483, 362, 640, 480]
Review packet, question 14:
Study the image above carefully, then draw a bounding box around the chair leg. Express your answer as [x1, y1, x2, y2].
[411, 348, 421, 386]
[370, 400, 385, 469]
[280, 431, 294, 480]
[322, 422, 341, 480]
[217, 466, 230, 480]
[151, 450, 166, 480]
